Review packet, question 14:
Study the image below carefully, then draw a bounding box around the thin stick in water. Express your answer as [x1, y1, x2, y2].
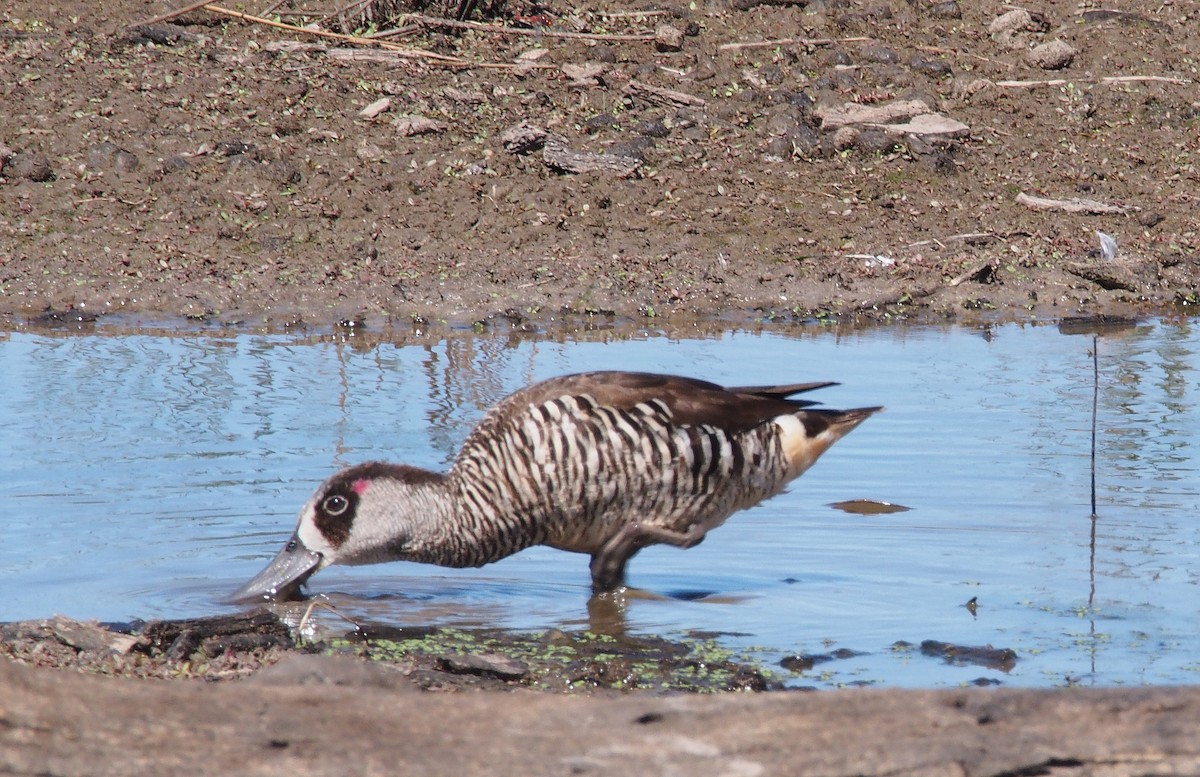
[1091, 334, 1098, 518]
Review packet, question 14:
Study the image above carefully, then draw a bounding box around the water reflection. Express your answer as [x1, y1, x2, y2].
[1, 318, 1198, 687]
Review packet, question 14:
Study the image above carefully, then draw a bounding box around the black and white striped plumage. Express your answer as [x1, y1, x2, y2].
[230, 371, 880, 601]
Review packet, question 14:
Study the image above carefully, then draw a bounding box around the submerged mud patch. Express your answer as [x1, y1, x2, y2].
[0, 612, 780, 693]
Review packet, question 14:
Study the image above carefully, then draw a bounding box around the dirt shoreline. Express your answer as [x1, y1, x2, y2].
[4, 646, 1200, 776]
[2, 0, 1198, 333]
[3, 0, 1199, 772]
[4, 612, 1200, 775]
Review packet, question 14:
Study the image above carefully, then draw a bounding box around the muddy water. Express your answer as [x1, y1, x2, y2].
[2, 319, 1197, 688]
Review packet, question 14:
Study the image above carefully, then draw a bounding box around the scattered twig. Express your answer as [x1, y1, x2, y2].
[914, 44, 1014, 69]
[1016, 191, 1131, 215]
[718, 36, 869, 51]
[904, 232, 996, 249]
[856, 284, 939, 311]
[296, 599, 362, 640]
[997, 75, 1191, 88]
[404, 13, 657, 42]
[1078, 8, 1169, 29]
[626, 78, 706, 108]
[367, 24, 421, 39]
[595, 9, 670, 18]
[201, 4, 471, 64]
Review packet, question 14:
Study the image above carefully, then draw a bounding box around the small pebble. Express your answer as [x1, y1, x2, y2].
[928, 1, 961, 19]
[12, 151, 54, 182]
[1026, 40, 1076, 70]
[859, 44, 900, 64]
[1137, 212, 1165, 228]
[910, 56, 953, 78]
[989, 8, 1033, 35]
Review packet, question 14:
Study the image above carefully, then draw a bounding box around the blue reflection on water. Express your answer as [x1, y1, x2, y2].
[0, 319, 1196, 687]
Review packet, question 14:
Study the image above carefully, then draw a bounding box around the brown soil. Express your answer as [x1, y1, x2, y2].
[2, 0, 1198, 333]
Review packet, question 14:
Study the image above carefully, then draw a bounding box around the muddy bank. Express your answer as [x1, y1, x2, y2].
[5, 612, 1195, 776]
[2, 0, 1199, 331]
[3, 650, 1200, 776]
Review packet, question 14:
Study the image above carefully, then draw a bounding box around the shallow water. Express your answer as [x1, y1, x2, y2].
[2, 319, 1197, 688]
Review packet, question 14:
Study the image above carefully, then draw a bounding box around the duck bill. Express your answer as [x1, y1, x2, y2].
[228, 532, 323, 603]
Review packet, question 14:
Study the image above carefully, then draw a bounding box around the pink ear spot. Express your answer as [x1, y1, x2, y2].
[352, 478, 371, 495]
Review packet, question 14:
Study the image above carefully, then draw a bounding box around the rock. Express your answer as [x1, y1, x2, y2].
[1026, 40, 1076, 70]
[637, 120, 670, 138]
[927, 1, 960, 19]
[10, 151, 54, 182]
[394, 115, 447, 136]
[920, 640, 1018, 671]
[591, 45, 617, 63]
[763, 136, 792, 158]
[952, 77, 993, 101]
[989, 8, 1034, 35]
[562, 62, 607, 88]
[815, 99, 931, 129]
[876, 113, 971, 139]
[909, 56, 952, 78]
[582, 113, 618, 133]
[440, 652, 529, 681]
[160, 155, 190, 174]
[788, 124, 822, 157]
[989, 8, 1049, 49]
[859, 44, 900, 64]
[501, 121, 548, 154]
[1138, 211, 1165, 228]
[358, 96, 392, 119]
[48, 617, 139, 655]
[854, 130, 902, 154]
[542, 134, 642, 176]
[655, 24, 685, 52]
[831, 126, 859, 151]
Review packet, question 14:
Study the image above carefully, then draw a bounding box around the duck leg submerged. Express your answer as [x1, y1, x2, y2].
[230, 370, 880, 603]
[590, 522, 708, 593]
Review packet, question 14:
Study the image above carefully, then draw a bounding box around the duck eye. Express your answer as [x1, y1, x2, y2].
[322, 494, 349, 515]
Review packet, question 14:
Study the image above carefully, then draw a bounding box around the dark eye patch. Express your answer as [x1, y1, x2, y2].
[313, 487, 357, 548]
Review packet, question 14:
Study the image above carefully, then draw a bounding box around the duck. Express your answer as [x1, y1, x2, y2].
[230, 370, 880, 602]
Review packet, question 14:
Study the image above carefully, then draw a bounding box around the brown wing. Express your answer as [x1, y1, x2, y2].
[469, 371, 842, 439]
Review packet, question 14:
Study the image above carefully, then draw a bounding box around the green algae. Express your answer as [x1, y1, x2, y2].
[321, 626, 779, 693]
